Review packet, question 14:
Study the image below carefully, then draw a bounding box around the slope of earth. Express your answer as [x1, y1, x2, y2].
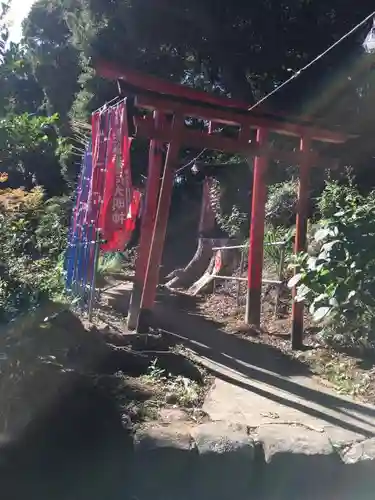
[0, 298, 209, 499]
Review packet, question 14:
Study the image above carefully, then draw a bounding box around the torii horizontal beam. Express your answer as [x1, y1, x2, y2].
[96, 60, 354, 145]
[134, 113, 339, 168]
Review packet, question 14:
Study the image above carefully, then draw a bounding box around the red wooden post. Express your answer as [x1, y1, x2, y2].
[137, 117, 182, 332]
[127, 111, 165, 329]
[245, 128, 269, 326]
[291, 136, 311, 349]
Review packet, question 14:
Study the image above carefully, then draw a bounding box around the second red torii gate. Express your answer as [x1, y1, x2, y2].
[96, 61, 352, 349]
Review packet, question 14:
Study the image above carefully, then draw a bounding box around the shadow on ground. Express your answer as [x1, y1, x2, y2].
[149, 290, 375, 437]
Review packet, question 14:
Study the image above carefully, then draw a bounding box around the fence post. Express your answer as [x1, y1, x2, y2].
[274, 244, 286, 318]
[291, 136, 311, 349]
[237, 250, 245, 307]
[245, 128, 269, 326]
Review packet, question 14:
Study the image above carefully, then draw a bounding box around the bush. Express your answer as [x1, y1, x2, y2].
[290, 183, 375, 346]
[317, 179, 361, 220]
[201, 160, 254, 239]
[0, 187, 69, 321]
[266, 180, 298, 228]
[0, 113, 66, 196]
[263, 226, 294, 277]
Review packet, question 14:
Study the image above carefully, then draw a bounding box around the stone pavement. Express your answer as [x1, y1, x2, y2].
[201, 360, 375, 443]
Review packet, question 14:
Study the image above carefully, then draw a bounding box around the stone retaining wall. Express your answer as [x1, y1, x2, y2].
[126, 420, 375, 500]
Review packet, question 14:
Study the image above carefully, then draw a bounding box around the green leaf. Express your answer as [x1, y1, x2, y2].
[313, 307, 331, 322]
[297, 284, 310, 297]
[315, 293, 329, 304]
[288, 273, 303, 289]
[307, 257, 317, 270]
[295, 284, 310, 302]
[321, 240, 341, 253]
[329, 297, 339, 307]
[314, 228, 331, 242]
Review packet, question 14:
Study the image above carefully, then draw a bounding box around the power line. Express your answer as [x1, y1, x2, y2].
[248, 10, 375, 112]
[177, 9, 375, 175]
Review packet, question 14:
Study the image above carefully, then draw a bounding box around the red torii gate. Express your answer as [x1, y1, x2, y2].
[96, 61, 352, 349]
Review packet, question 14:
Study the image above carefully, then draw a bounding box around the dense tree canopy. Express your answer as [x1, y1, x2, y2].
[0, 0, 375, 191]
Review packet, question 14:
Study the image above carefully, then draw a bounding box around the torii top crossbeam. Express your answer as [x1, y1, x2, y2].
[95, 60, 353, 349]
[97, 61, 351, 145]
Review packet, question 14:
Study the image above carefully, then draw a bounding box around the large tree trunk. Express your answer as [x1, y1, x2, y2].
[165, 178, 217, 289]
[165, 237, 214, 289]
[165, 177, 242, 291]
[189, 241, 241, 295]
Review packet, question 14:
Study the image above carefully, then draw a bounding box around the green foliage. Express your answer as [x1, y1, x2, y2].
[0, 112, 66, 194]
[215, 203, 248, 238]
[208, 164, 251, 238]
[23, 0, 81, 127]
[0, 43, 44, 115]
[266, 180, 298, 228]
[289, 184, 375, 345]
[317, 178, 362, 220]
[97, 252, 125, 275]
[0, 188, 69, 321]
[0, 1, 9, 63]
[264, 226, 294, 276]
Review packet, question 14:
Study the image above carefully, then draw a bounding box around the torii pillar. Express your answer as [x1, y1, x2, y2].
[136, 116, 182, 332]
[291, 136, 312, 350]
[127, 111, 165, 330]
[246, 128, 269, 326]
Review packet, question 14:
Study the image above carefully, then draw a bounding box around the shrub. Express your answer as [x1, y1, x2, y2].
[266, 180, 298, 228]
[0, 187, 69, 321]
[263, 226, 294, 277]
[317, 179, 361, 220]
[289, 184, 375, 346]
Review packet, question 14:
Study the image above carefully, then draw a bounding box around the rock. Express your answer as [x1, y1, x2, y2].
[129, 421, 258, 500]
[158, 407, 190, 423]
[333, 438, 375, 500]
[323, 425, 366, 448]
[255, 424, 340, 500]
[100, 420, 375, 500]
[342, 438, 375, 464]
[257, 423, 334, 461]
[134, 422, 194, 452]
[129, 424, 196, 500]
[192, 421, 254, 456]
[190, 421, 256, 500]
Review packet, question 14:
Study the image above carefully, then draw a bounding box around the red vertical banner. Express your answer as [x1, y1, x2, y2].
[99, 108, 116, 236]
[101, 101, 134, 251]
[86, 110, 105, 226]
[114, 188, 142, 249]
